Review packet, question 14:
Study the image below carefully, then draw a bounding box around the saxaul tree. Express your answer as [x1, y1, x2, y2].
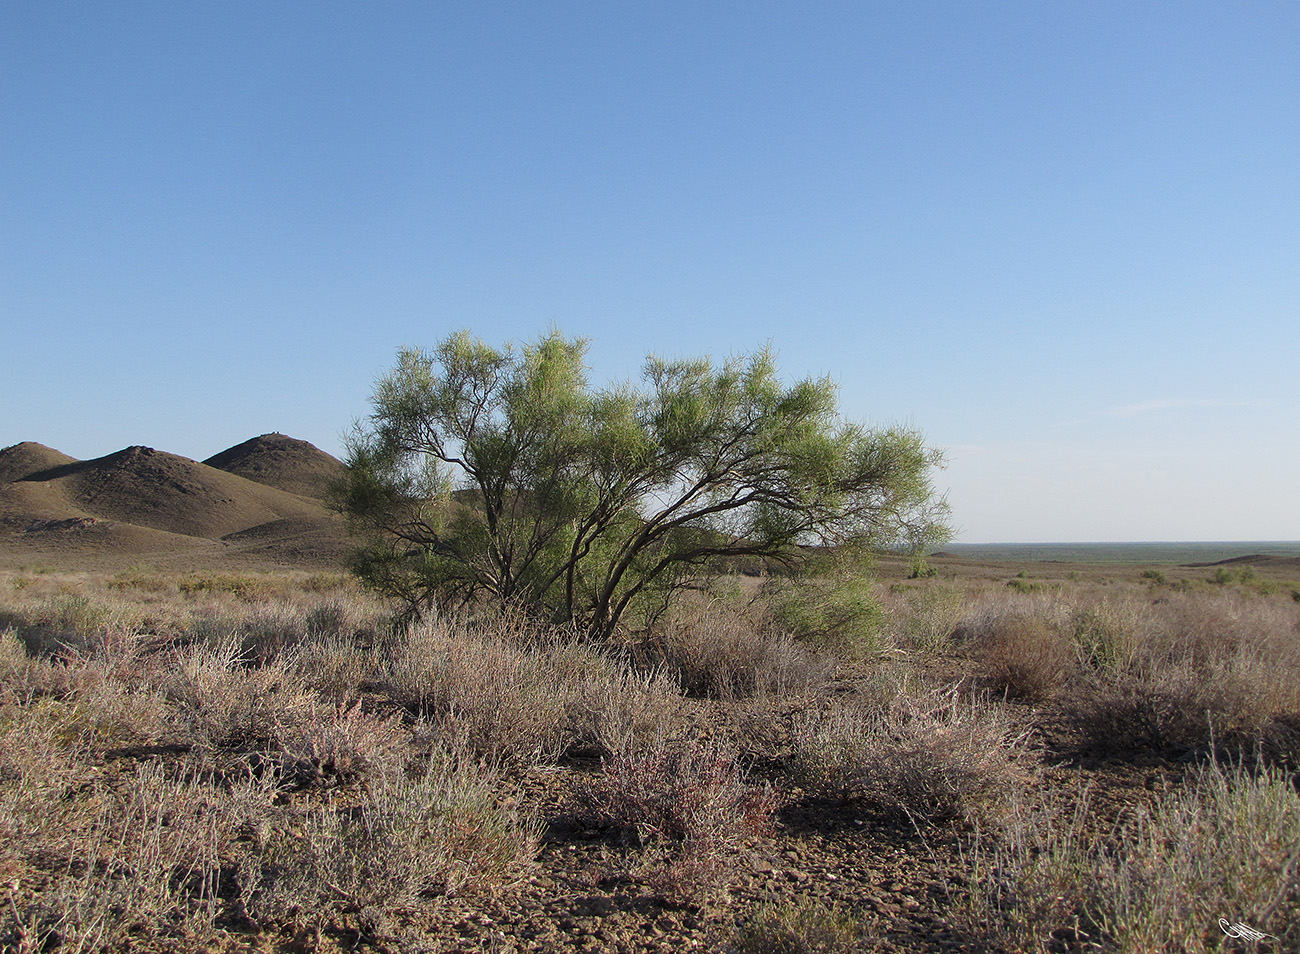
[338, 329, 949, 639]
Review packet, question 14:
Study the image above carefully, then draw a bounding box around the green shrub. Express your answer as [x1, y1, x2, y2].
[767, 571, 885, 658]
[888, 582, 964, 653]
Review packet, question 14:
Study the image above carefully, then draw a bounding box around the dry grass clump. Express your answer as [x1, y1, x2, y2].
[881, 581, 966, 654]
[378, 614, 684, 764]
[970, 757, 1300, 953]
[253, 753, 537, 940]
[576, 737, 778, 901]
[1066, 590, 1300, 759]
[792, 672, 1033, 824]
[641, 598, 836, 700]
[729, 898, 869, 954]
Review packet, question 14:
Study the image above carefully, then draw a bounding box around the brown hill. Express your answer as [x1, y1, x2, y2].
[204, 433, 345, 500]
[0, 440, 352, 570]
[0, 442, 78, 483]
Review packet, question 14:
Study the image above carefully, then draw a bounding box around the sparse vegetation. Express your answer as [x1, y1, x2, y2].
[1, 547, 1298, 951]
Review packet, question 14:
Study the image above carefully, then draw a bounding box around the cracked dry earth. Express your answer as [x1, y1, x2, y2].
[286, 697, 1169, 954]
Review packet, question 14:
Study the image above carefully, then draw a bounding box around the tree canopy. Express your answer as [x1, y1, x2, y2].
[338, 329, 949, 639]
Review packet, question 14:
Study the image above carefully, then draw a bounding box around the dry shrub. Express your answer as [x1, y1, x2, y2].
[561, 652, 684, 758]
[379, 618, 577, 763]
[162, 640, 316, 750]
[577, 737, 778, 901]
[379, 616, 684, 764]
[0, 627, 57, 702]
[975, 613, 1076, 702]
[254, 753, 536, 938]
[0, 699, 94, 865]
[272, 701, 411, 784]
[970, 757, 1300, 953]
[643, 601, 835, 700]
[5, 758, 277, 953]
[287, 633, 375, 704]
[793, 674, 1033, 824]
[730, 898, 869, 954]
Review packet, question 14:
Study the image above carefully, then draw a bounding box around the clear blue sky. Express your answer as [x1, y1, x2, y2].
[3, 2, 1297, 543]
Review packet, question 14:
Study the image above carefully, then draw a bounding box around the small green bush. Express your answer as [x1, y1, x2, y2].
[768, 571, 885, 658]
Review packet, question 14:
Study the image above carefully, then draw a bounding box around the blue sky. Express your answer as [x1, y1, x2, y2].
[3, 2, 1297, 543]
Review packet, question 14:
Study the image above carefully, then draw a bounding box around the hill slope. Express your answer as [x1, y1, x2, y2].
[0, 442, 78, 483]
[0, 439, 352, 570]
[204, 433, 344, 500]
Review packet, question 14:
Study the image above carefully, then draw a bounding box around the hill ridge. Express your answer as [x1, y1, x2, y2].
[0, 435, 350, 570]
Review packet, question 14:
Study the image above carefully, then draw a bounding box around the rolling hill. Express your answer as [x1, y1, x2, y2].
[0, 436, 351, 570]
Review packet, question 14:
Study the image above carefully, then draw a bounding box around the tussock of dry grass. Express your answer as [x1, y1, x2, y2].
[970, 756, 1300, 953]
[576, 737, 778, 901]
[792, 669, 1034, 824]
[642, 597, 836, 700]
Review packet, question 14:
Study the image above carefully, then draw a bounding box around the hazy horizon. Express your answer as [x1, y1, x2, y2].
[4, 3, 1297, 544]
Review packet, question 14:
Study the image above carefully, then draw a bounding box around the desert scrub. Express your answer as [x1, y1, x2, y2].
[576, 737, 778, 901]
[969, 757, 1300, 953]
[642, 599, 835, 700]
[378, 615, 684, 764]
[729, 898, 870, 953]
[4, 758, 278, 953]
[882, 581, 964, 653]
[792, 673, 1033, 824]
[254, 753, 536, 939]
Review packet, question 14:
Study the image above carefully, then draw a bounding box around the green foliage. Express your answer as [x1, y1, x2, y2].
[339, 329, 949, 639]
[768, 551, 886, 657]
[889, 581, 964, 652]
[1006, 576, 1051, 594]
[907, 556, 938, 579]
[1138, 568, 1166, 585]
[1210, 565, 1256, 585]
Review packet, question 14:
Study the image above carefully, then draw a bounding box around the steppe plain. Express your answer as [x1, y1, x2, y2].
[2, 435, 1298, 952]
